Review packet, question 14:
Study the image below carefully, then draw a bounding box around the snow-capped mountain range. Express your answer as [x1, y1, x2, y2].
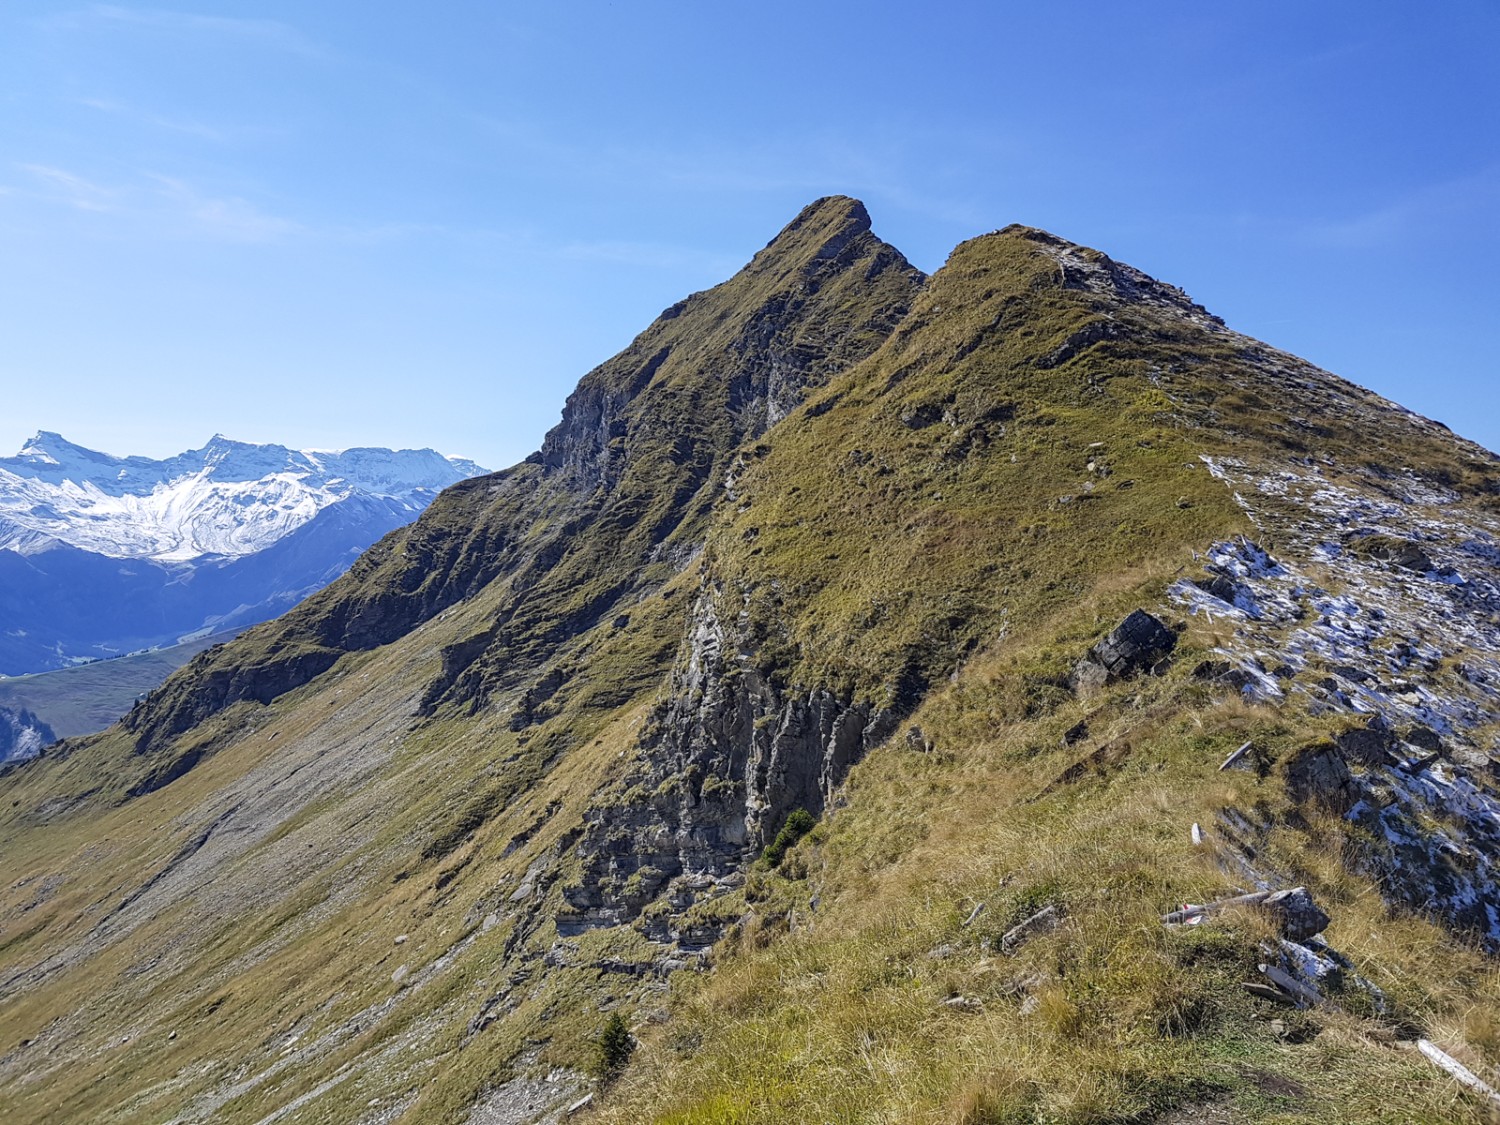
[0, 432, 487, 679]
[0, 431, 486, 561]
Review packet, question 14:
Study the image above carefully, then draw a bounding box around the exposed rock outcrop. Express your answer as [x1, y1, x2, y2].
[1173, 467, 1500, 949]
[1070, 609, 1176, 693]
[560, 589, 895, 937]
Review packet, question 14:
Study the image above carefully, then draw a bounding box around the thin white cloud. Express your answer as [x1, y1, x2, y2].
[76, 97, 226, 142]
[143, 174, 302, 241]
[19, 164, 118, 212]
[1305, 165, 1500, 249]
[43, 5, 323, 58]
[12, 162, 300, 241]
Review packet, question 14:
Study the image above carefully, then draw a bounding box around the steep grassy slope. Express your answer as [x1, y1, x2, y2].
[1, 205, 1498, 1125]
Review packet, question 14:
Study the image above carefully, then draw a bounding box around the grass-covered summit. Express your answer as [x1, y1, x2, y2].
[1, 200, 1498, 1124]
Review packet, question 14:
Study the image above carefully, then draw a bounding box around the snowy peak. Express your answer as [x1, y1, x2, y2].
[0, 433, 488, 561]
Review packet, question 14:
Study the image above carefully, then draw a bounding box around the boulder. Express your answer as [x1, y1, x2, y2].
[1334, 725, 1396, 768]
[1262, 887, 1330, 942]
[1286, 742, 1360, 814]
[1403, 724, 1443, 753]
[1071, 610, 1176, 693]
[1091, 610, 1176, 676]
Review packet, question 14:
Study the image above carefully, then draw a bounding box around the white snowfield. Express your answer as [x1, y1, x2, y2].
[0, 432, 487, 561]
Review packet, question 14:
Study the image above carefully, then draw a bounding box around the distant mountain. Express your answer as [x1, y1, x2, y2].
[0, 433, 486, 675]
[0, 431, 486, 560]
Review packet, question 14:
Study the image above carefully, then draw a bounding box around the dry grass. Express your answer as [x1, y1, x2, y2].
[591, 578, 1500, 1124]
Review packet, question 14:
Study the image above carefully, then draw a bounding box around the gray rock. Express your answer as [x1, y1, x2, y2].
[1068, 658, 1111, 695]
[1262, 887, 1330, 942]
[1071, 610, 1175, 693]
[1403, 724, 1443, 753]
[1334, 725, 1396, 767]
[1000, 904, 1062, 954]
[1286, 742, 1360, 814]
[1092, 610, 1176, 675]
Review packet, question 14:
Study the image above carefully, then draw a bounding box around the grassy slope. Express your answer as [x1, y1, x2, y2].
[587, 229, 1500, 1122]
[0, 632, 238, 739]
[0, 215, 1496, 1125]
[0, 198, 923, 1123]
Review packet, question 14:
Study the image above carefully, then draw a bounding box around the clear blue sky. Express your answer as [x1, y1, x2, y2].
[2, 2, 1496, 468]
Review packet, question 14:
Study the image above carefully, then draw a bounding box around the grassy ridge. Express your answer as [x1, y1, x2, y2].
[588, 227, 1500, 1121]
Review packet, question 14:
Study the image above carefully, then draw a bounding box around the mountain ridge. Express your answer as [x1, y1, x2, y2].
[1, 200, 1498, 1124]
[0, 431, 485, 560]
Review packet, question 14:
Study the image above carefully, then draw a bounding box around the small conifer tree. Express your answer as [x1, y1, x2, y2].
[594, 1011, 634, 1081]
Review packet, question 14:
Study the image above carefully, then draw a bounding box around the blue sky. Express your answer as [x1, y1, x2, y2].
[2, 2, 1496, 468]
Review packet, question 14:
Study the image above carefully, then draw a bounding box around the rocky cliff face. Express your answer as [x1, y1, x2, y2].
[560, 587, 893, 938]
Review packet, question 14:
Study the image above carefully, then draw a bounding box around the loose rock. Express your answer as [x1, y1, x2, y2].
[1000, 904, 1062, 954]
[1262, 887, 1330, 942]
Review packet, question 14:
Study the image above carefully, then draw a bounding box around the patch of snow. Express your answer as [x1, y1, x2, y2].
[1180, 458, 1500, 949]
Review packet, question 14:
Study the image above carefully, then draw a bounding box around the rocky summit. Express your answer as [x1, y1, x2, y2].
[1, 198, 1499, 1124]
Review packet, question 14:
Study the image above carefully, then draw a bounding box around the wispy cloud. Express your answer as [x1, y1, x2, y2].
[76, 97, 226, 141]
[1303, 165, 1500, 249]
[144, 174, 302, 241]
[42, 5, 323, 58]
[19, 164, 118, 212]
[13, 163, 300, 241]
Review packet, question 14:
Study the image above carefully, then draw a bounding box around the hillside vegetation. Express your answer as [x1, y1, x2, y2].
[1, 199, 1497, 1125]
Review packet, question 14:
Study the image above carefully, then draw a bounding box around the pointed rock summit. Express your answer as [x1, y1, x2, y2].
[747, 193, 873, 265]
